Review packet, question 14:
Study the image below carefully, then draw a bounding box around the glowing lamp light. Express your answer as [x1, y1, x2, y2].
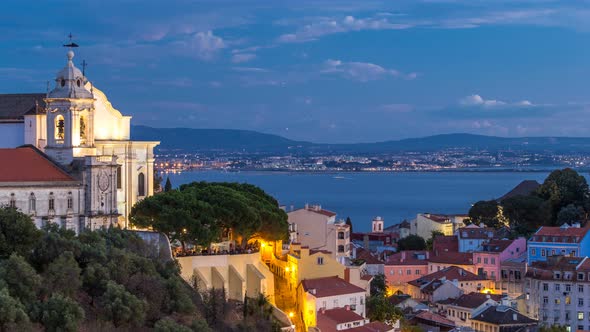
[261, 242, 266, 248]
[285, 267, 290, 272]
[288, 312, 294, 318]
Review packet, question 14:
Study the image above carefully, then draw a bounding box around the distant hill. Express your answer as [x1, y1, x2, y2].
[131, 126, 590, 154]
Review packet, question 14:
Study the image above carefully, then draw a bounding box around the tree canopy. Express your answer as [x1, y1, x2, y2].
[397, 235, 426, 251]
[130, 182, 289, 248]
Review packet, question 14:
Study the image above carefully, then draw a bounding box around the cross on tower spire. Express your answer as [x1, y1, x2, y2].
[63, 33, 79, 48]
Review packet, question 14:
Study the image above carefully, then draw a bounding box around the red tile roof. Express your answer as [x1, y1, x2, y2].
[429, 252, 474, 265]
[355, 248, 383, 265]
[317, 307, 365, 326]
[530, 224, 590, 243]
[457, 226, 496, 239]
[408, 266, 486, 288]
[385, 250, 431, 266]
[433, 235, 459, 254]
[0, 147, 76, 183]
[438, 292, 502, 309]
[413, 311, 455, 327]
[304, 205, 337, 217]
[301, 276, 365, 298]
[347, 321, 393, 332]
[477, 239, 514, 253]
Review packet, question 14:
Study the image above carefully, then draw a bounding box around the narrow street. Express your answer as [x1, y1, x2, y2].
[274, 274, 304, 332]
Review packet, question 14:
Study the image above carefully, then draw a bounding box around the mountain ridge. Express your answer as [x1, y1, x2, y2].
[131, 125, 590, 154]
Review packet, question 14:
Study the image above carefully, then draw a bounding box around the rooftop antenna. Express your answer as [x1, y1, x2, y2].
[63, 33, 79, 49]
[81, 59, 87, 76]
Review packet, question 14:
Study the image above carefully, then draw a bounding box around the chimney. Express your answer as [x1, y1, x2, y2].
[401, 251, 406, 261]
[345, 305, 350, 311]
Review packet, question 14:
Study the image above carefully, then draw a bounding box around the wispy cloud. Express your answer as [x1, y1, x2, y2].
[278, 15, 413, 43]
[176, 31, 226, 60]
[231, 53, 257, 63]
[322, 59, 416, 82]
[459, 94, 534, 108]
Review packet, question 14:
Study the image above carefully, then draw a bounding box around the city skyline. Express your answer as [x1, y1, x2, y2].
[1, 0, 590, 143]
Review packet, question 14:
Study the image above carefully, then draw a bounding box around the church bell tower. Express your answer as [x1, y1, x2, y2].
[45, 49, 96, 165]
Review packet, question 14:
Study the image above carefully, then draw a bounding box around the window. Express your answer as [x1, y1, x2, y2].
[566, 296, 571, 305]
[67, 192, 73, 209]
[338, 245, 344, 253]
[9, 193, 15, 208]
[566, 284, 572, 292]
[491, 271, 495, 278]
[79, 115, 86, 143]
[477, 257, 481, 263]
[543, 297, 549, 304]
[415, 270, 421, 275]
[571, 250, 577, 256]
[579, 273, 585, 281]
[48, 193, 55, 211]
[502, 270, 508, 279]
[515, 271, 521, 280]
[555, 272, 561, 279]
[406, 269, 411, 275]
[579, 299, 584, 307]
[579, 285, 584, 293]
[116, 165, 122, 189]
[54, 115, 65, 140]
[531, 248, 536, 256]
[399, 269, 402, 275]
[317, 257, 324, 265]
[484, 258, 488, 264]
[389, 269, 393, 276]
[491, 258, 495, 264]
[338, 232, 344, 239]
[542, 249, 546, 257]
[556, 284, 561, 291]
[138, 172, 145, 196]
[28, 193, 36, 213]
[555, 298, 561, 304]
[551, 249, 556, 256]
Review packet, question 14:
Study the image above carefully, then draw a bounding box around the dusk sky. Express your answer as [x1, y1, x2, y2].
[1, 0, 590, 143]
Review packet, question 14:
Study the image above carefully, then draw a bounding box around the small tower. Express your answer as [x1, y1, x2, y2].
[372, 216, 384, 233]
[45, 49, 95, 165]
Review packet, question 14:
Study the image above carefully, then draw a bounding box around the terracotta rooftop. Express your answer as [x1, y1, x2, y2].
[347, 321, 392, 332]
[408, 266, 486, 288]
[355, 248, 383, 265]
[526, 256, 590, 280]
[477, 239, 514, 253]
[385, 250, 430, 266]
[300, 276, 365, 298]
[0, 146, 77, 183]
[316, 307, 365, 331]
[433, 235, 459, 254]
[303, 205, 337, 217]
[413, 311, 455, 327]
[429, 252, 474, 265]
[471, 306, 537, 326]
[457, 226, 495, 239]
[438, 292, 502, 309]
[0, 93, 45, 121]
[529, 224, 590, 243]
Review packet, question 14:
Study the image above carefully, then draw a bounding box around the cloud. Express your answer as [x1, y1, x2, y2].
[278, 15, 413, 43]
[175, 31, 225, 60]
[231, 67, 269, 73]
[322, 59, 415, 82]
[459, 94, 534, 108]
[231, 53, 257, 63]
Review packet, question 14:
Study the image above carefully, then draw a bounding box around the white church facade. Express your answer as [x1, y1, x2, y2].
[0, 49, 159, 232]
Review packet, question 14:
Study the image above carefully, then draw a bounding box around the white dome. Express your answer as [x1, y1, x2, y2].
[48, 50, 93, 99]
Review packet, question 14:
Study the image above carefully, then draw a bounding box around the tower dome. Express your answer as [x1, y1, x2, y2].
[48, 50, 93, 99]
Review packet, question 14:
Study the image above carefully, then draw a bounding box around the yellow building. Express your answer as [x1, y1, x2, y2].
[284, 243, 345, 292]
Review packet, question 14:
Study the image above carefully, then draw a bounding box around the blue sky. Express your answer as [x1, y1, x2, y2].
[1, 0, 590, 143]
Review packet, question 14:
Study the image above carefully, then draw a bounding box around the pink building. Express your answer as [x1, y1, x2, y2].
[384, 251, 430, 292]
[473, 238, 526, 282]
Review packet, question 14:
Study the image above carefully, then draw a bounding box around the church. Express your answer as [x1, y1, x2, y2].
[0, 48, 159, 232]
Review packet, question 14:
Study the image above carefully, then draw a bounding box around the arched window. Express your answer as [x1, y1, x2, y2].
[55, 115, 65, 140]
[138, 172, 145, 196]
[79, 116, 86, 144]
[116, 165, 122, 189]
[48, 192, 55, 211]
[67, 192, 73, 210]
[9, 193, 15, 208]
[29, 193, 36, 213]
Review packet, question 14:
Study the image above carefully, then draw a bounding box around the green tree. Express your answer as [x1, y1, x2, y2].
[556, 204, 584, 225]
[43, 251, 82, 298]
[33, 294, 85, 332]
[469, 200, 503, 228]
[502, 195, 551, 235]
[426, 230, 444, 250]
[0, 288, 30, 331]
[155, 317, 192, 332]
[164, 177, 173, 192]
[397, 234, 426, 250]
[345, 216, 353, 233]
[0, 207, 41, 259]
[154, 170, 163, 193]
[0, 253, 41, 307]
[539, 325, 568, 332]
[367, 295, 403, 326]
[370, 274, 387, 297]
[99, 281, 146, 327]
[536, 168, 590, 222]
[191, 318, 213, 332]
